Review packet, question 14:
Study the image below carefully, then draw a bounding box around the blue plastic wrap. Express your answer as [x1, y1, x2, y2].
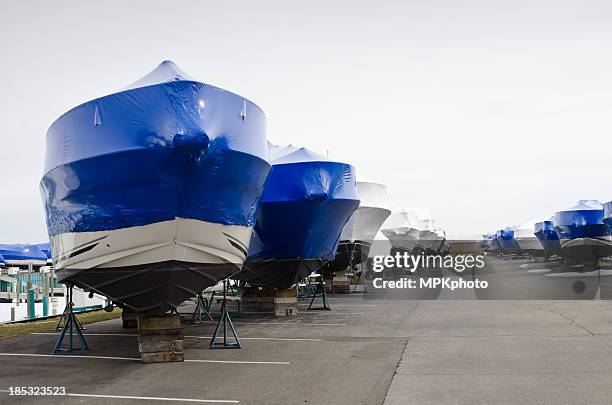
[603, 201, 612, 235]
[496, 227, 519, 252]
[246, 144, 360, 262]
[0, 244, 48, 262]
[40, 61, 271, 236]
[554, 200, 606, 240]
[35, 243, 52, 259]
[534, 219, 561, 256]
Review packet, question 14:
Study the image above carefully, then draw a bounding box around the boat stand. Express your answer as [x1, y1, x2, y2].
[55, 284, 86, 331]
[307, 276, 331, 311]
[191, 293, 215, 325]
[53, 284, 89, 354]
[351, 266, 360, 293]
[209, 280, 241, 349]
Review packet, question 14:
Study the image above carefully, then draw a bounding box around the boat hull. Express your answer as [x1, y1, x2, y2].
[321, 240, 371, 275]
[498, 238, 520, 253]
[52, 218, 251, 313]
[515, 237, 544, 254]
[558, 237, 612, 262]
[382, 228, 420, 254]
[236, 258, 324, 288]
[534, 233, 561, 257]
[236, 198, 358, 287]
[340, 206, 391, 243]
[235, 160, 359, 288]
[429, 237, 445, 254]
[324, 203, 390, 275]
[555, 224, 612, 261]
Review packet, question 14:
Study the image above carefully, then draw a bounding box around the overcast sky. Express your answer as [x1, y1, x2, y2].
[2, 0, 612, 243]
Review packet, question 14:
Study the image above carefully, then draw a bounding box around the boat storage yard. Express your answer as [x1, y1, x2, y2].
[3, 8, 612, 400]
[2, 60, 612, 405]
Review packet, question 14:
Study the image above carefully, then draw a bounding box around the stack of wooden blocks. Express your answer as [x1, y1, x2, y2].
[331, 272, 350, 293]
[274, 287, 298, 316]
[137, 314, 184, 363]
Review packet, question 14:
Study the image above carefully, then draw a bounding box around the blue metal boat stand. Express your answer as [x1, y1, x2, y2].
[209, 280, 241, 349]
[55, 284, 86, 332]
[53, 284, 89, 354]
[191, 293, 215, 325]
[307, 275, 331, 311]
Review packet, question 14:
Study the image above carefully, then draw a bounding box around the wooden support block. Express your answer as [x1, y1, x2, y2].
[274, 302, 298, 316]
[139, 339, 183, 353]
[138, 328, 184, 340]
[138, 314, 181, 331]
[137, 314, 184, 363]
[331, 279, 350, 294]
[141, 351, 184, 364]
[273, 289, 298, 316]
[138, 331, 183, 342]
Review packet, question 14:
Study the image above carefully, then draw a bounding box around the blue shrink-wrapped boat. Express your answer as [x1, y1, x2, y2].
[534, 218, 561, 257]
[40, 61, 271, 313]
[554, 200, 612, 262]
[235, 144, 360, 288]
[603, 201, 612, 235]
[496, 227, 519, 254]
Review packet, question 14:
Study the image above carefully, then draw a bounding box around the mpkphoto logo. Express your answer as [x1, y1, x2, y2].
[372, 276, 488, 290]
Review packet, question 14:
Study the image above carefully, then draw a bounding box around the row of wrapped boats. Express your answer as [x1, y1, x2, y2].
[380, 208, 446, 255]
[483, 200, 612, 263]
[36, 60, 441, 314]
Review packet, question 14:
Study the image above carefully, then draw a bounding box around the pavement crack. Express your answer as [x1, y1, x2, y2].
[377, 336, 409, 405]
[540, 304, 612, 350]
[378, 301, 421, 405]
[540, 304, 595, 335]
